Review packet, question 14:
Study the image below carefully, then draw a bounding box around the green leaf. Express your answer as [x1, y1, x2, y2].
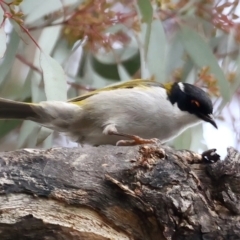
[92, 57, 119, 81]
[83, 54, 117, 88]
[214, 51, 240, 114]
[9, 19, 31, 44]
[93, 43, 139, 81]
[0, 3, 3, 23]
[0, 30, 20, 85]
[189, 124, 206, 152]
[138, 26, 150, 78]
[94, 45, 139, 64]
[122, 52, 140, 77]
[146, 19, 168, 82]
[117, 64, 131, 81]
[0, 8, 6, 59]
[36, 127, 53, 146]
[166, 33, 184, 77]
[24, 1, 62, 24]
[31, 71, 47, 102]
[0, 27, 6, 59]
[179, 25, 230, 102]
[172, 127, 192, 150]
[40, 51, 67, 101]
[137, 0, 153, 60]
[42, 132, 54, 149]
[231, 54, 240, 95]
[22, 0, 82, 25]
[137, 0, 153, 23]
[17, 70, 32, 100]
[181, 59, 194, 83]
[0, 120, 21, 139]
[17, 121, 40, 148]
[172, 124, 206, 152]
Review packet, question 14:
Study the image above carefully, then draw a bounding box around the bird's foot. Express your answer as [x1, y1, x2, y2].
[116, 136, 159, 146]
[201, 148, 220, 163]
[103, 124, 160, 146]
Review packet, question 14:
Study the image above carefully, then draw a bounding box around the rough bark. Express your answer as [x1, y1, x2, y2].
[0, 144, 239, 240]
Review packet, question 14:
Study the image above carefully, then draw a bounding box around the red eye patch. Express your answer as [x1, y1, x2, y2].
[191, 100, 200, 107]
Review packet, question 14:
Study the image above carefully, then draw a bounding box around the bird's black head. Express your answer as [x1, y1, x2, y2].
[166, 82, 217, 128]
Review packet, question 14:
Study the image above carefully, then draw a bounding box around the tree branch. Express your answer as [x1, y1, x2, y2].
[0, 144, 239, 240]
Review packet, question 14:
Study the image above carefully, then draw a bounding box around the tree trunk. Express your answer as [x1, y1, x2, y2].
[0, 144, 239, 240]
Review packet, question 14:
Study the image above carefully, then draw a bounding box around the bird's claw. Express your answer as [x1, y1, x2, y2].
[116, 137, 160, 146]
[202, 148, 220, 163]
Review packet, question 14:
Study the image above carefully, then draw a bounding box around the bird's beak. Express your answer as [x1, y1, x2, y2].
[201, 113, 218, 129]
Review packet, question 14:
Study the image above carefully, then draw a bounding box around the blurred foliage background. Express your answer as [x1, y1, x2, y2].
[0, 0, 239, 152]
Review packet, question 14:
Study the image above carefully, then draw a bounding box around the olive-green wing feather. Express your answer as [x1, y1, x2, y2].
[68, 79, 164, 103]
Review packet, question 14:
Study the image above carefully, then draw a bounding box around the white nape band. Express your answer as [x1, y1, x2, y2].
[178, 82, 185, 92]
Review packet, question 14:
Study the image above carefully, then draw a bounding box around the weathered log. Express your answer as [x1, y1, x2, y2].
[0, 144, 239, 240]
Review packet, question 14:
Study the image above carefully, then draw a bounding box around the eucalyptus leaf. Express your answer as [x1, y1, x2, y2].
[0, 7, 6, 59]
[36, 127, 53, 146]
[117, 64, 131, 81]
[53, 37, 73, 67]
[214, 51, 240, 114]
[23, 0, 82, 26]
[9, 20, 31, 44]
[231, 54, 240, 95]
[0, 4, 3, 23]
[31, 71, 47, 102]
[122, 52, 140, 77]
[189, 124, 206, 152]
[38, 26, 62, 53]
[84, 54, 118, 88]
[0, 30, 20, 85]
[93, 50, 140, 82]
[146, 19, 168, 82]
[94, 33, 138, 65]
[172, 124, 207, 152]
[23, 0, 70, 24]
[40, 51, 67, 101]
[94, 46, 139, 65]
[42, 132, 54, 149]
[166, 33, 184, 77]
[17, 70, 33, 100]
[136, 0, 153, 23]
[17, 121, 40, 148]
[181, 59, 194, 83]
[0, 120, 21, 139]
[138, 23, 150, 78]
[137, 0, 153, 59]
[172, 127, 192, 150]
[0, 27, 6, 59]
[2, 0, 13, 3]
[179, 25, 230, 102]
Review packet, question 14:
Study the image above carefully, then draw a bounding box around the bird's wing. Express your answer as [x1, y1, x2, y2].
[68, 79, 164, 103]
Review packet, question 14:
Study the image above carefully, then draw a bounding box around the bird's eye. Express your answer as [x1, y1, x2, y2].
[191, 100, 200, 107]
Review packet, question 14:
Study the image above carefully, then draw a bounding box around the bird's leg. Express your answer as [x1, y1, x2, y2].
[116, 135, 159, 146]
[103, 124, 159, 146]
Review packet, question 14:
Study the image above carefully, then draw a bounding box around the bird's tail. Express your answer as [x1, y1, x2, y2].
[0, 98, 40, 121]
[0, 98, 81, 132]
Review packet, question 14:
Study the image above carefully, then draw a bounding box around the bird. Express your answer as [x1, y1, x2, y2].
[0, 79, 217, 146]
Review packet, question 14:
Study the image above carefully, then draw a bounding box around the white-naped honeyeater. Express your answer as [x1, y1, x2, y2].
[0, 79, 217, 146]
